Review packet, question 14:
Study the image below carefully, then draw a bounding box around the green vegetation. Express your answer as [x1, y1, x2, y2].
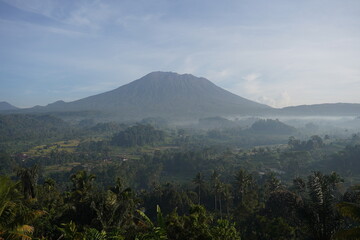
[0, 114, 77, 152]
[250, 119, 297, 134]
[1, 113, 360, 239]
[111, 124, 165, 147]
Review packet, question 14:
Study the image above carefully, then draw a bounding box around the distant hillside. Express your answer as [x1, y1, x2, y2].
[23, 71, 271, 120]
[250, 119, 297, 135]
[0, 114, 74, 144]
[0, 101, 18, 111]
[279, 103, 360, 116]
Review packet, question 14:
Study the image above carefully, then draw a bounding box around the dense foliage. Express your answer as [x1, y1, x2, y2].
[111, 124, 165, 147]
[1, 113, 360, 239]
[0, 114, 74, 142]
[0, 114, 77, 152]
[2, 167, 360, 240]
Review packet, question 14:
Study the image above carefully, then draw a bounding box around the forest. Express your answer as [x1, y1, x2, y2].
[1, 114, 360, 239]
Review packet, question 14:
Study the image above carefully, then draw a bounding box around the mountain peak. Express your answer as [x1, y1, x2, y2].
[137, 71, 205, 84]
[144, 71, 196, 78]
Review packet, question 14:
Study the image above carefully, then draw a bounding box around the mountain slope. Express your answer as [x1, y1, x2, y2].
[29, 71, 271, 120]
[279, 103, 360, 116]
[0, 101, 18, 111]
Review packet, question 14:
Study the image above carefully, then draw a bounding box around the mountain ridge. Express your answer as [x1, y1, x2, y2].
[0, 101, 19, 111]
[4, 71, 360, 120]
[279, 102, 360, 116]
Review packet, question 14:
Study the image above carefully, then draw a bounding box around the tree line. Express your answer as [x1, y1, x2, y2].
[2, 166, 360, 240]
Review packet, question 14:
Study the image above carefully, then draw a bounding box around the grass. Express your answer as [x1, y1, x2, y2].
[24, 139, 80, 156]
[44, 162, 81, 173]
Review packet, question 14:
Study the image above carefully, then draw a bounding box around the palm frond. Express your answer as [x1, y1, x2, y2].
[136, 210, 154, 228]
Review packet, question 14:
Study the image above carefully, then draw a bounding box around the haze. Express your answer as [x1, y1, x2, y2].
[0, 0, 359, 108]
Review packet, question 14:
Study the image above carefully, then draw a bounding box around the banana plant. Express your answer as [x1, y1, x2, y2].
[136, 205, 168, 240]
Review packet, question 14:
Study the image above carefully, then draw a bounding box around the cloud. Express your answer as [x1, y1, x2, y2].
[243, 73, 261, 94]
[258, 91, 292, 108]
[63, 2, 115, 30]
[228, 73, 293, 108]
[1, 0, 360, 107]
[1, 0, 58, 17]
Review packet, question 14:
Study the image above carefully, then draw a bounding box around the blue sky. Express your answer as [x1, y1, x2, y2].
[0, 0, 359, 108]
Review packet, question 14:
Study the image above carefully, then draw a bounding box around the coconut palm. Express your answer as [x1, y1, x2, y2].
[91, 185, 138, 230]
[210, 170, 220, 211]
[16, 165, 39, 200]
[70, 170, 96, 202]
[295, 171, 342, 240]
[234, 169, 253, 205]
[193, 172, 205, 204]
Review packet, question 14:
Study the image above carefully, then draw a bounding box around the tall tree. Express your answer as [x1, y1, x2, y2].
[70, 170, 96, 202]
[264, 172, 282, 200]
[294, 171, 343, 240]
[234, 169, 253, 205]
[91, 178, 138, 230]
[210, 170, 220, 211]
[193, 172, 205, 205]
[65, 170, 97, 226]
[17, 165, 39, 200]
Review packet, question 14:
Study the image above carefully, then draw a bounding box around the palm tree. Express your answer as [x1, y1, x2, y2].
[210, 170, 226, 218]
[234, 169, 252, 205]
[216, 181, 225, 219]
[294, 171, 342, 240]
[16, 165, 39, 200]
[91, 178, 138, 230]
[66, 170, 97, 226]
[210, 170, 220, 211]
[222, 184, 233, 218]
[264, 172, 282, 200]
[193, 172, 205, 204]
[70, 170, 96, 202]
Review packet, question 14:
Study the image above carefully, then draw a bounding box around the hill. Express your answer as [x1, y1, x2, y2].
[250, 119, 297, 135]
[0, 101, 18, 111]
[279, 103, 360, 116]
[23, 71, 271, 121]
[0, 114, 76, 151]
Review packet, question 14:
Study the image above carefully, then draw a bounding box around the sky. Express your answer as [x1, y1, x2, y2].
[0, 0, 359, 108]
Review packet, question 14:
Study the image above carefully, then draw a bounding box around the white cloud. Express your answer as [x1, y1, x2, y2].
[243, 73, 261, 95]
[229, 73, 292, 108]
[258, 91, 292, 108]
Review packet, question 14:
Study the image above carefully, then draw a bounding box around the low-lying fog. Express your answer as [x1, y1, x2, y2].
[183, 115, 360, 139]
